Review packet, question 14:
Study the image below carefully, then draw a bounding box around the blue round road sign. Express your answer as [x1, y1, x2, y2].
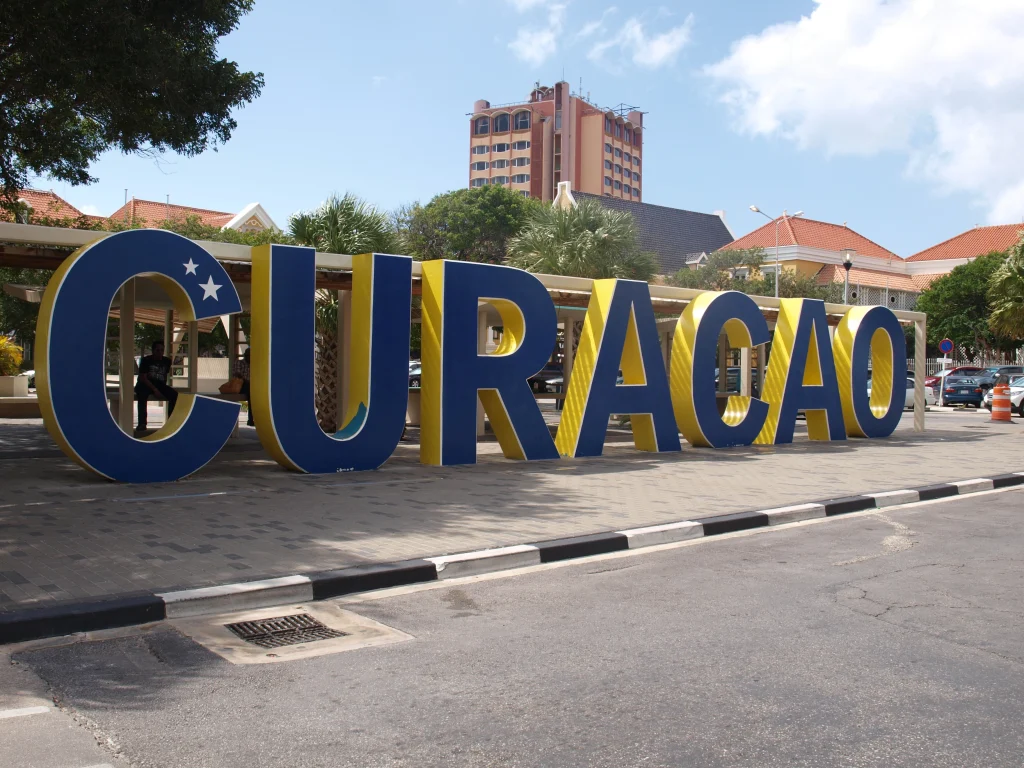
[939, 338, 954, 355]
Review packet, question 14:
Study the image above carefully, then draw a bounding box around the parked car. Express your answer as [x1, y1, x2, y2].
[528, 363, 566, 393]
[923, 366, 984, 390]
[17, 369, 35, 388]
[869, 377, 936, 409]
[982, 375, 1024, 416]
[939, 374, 984, 407]
[973, 365, 1024, 393]
[409, 364, 422, 388]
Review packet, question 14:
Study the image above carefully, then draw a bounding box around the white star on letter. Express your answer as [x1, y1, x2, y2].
[200, 275, 222, 301]
[183, 259, 198, 275]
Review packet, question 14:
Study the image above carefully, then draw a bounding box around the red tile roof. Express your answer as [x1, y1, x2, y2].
[815, 264, 932, 292]
[725, 217, 899, 261]
[906, 224, 1024, 262]
[107, 198, 235, 228]
[9, 189, 86, 220]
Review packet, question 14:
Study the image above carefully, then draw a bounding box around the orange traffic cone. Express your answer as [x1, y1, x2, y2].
[991, 383, 1013, 422]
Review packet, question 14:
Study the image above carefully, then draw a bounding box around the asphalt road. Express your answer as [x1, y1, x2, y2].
[5, 488, 1024, 768]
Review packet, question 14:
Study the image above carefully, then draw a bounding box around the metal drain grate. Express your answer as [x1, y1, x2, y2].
[225, 614, 348, 649]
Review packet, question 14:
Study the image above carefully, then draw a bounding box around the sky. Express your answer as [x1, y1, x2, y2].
[37, 0, 1024, 258]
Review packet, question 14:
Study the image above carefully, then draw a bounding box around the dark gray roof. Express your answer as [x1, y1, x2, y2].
[577, 192, 734, 275]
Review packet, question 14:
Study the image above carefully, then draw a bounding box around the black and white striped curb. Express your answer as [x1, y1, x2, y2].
[3, 472, 1022, 645]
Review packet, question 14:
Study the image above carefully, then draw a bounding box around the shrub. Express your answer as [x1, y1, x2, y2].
[0, 336, 24, 376]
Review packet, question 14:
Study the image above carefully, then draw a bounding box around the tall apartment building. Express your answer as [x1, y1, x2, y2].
[469, 81, 643, 203]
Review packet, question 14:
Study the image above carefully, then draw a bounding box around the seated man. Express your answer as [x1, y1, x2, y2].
[135, 341, 177, 435]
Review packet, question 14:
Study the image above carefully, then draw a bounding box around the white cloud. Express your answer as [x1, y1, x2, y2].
[371, 75, 387, 87]
[706, 0, 1024, 223]
[589, 13, 694, 70]
[576, 7, 617, 40]
[506, 0, 548, 10]
[508, 4, 566, 67]
[79, 204, 102, 216]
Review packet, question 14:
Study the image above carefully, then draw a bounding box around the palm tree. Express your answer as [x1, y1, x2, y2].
[507, 197, 657, 281]
[289, 194, 397, 432]
[989, 233, 1024, 341]
[507, 198, 657, 358]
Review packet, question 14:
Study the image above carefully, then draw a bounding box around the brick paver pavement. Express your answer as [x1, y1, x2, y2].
[0, 410, 1019, 610]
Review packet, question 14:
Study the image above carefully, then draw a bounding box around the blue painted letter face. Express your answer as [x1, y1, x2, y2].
[420, 260, 559, 466]
[672, 291, 770, 448]
[250, 245, 412, 473]
[556, 279, 680, 458]
[36, 229, 243, 482]
[834, 306, 907, 438]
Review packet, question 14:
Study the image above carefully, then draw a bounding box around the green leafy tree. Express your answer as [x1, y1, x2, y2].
[670, 248, 765, 291]
[507, 198, 657, 281]
[989, 233, 1024, 340]
[289, 194, 397, 431]
[915, 251, 1015, 358]
[402, 186, 540, 263]
[507, 198, 656, 357]
[1, 0, 263, 210]
[669, 248, 840, 302]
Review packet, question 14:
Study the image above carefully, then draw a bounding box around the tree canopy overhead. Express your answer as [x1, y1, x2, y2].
[914, 251, 1017, 358]
[399, 186, 540, 264]
[507, 197, 657, 281]
[0, 0, 264, 208]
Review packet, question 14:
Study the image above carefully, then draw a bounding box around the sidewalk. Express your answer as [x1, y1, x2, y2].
[0, 410, 1019, 611]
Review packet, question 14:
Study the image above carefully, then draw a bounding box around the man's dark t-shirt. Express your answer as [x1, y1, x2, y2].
[136, 355, 172, 392]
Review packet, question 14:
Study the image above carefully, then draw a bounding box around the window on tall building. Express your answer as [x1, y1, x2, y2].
[513, 111, 531, 130]
[633, 156, 640, 166]
[615, 123, 622, 139]
[604, 177, 612, 187]
[492, 143, 510, 153]
[512, 140, 531, 150]
[614, 180, 622, 190]
[624, 185, 631, 195]
[511, 173, 530, 183]
[474, 117, 489, 135]
[555, 111, 562, 129]
[492, 175, 510, 185]
[604, 159, 612, 170]
[470, 178, 488, 187]
[605, 143, 612, 153]
[632, 188, 640, 197]
[521, 191, 530, 197]
[625, 128, 632, 143]
[492, 113, 510, 132]
[614, 164, 622, 174]
[614, 148, 622, 158]
[605, 117, 612, 133]
[623, 152, 631, 163]
[491, 159, 509, 169]
[471, 161, 488, 171]
[512, 157, 530, 167]
[633, 171, 640, 181]
[472, 145, 489, 155]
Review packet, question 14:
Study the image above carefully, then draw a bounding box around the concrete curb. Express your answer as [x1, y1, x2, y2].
[3, 471, 1023, 645]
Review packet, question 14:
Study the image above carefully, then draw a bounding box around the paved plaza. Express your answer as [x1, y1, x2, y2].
[0, 409, 1019, 610]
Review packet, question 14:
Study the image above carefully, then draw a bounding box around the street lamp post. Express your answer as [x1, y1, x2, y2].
[750, 206, 804, 298]
[841, 249, 855, 304]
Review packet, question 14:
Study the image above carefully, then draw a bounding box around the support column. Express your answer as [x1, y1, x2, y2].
[914, 317, 926, 432]
[477, 307, 487, 437]
[187, 321, 198, 394]
[717, 334, 729, 393]
[336, 290, 352, 431]
[561, 316, 575, 413]
[756, 343, 767, 400]
[164, 309, 174, 424]
[740, 345, 752, 397]
[118, 279, 135, 432]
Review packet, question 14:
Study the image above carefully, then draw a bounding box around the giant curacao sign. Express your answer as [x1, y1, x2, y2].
[35, 229, 907, 483]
